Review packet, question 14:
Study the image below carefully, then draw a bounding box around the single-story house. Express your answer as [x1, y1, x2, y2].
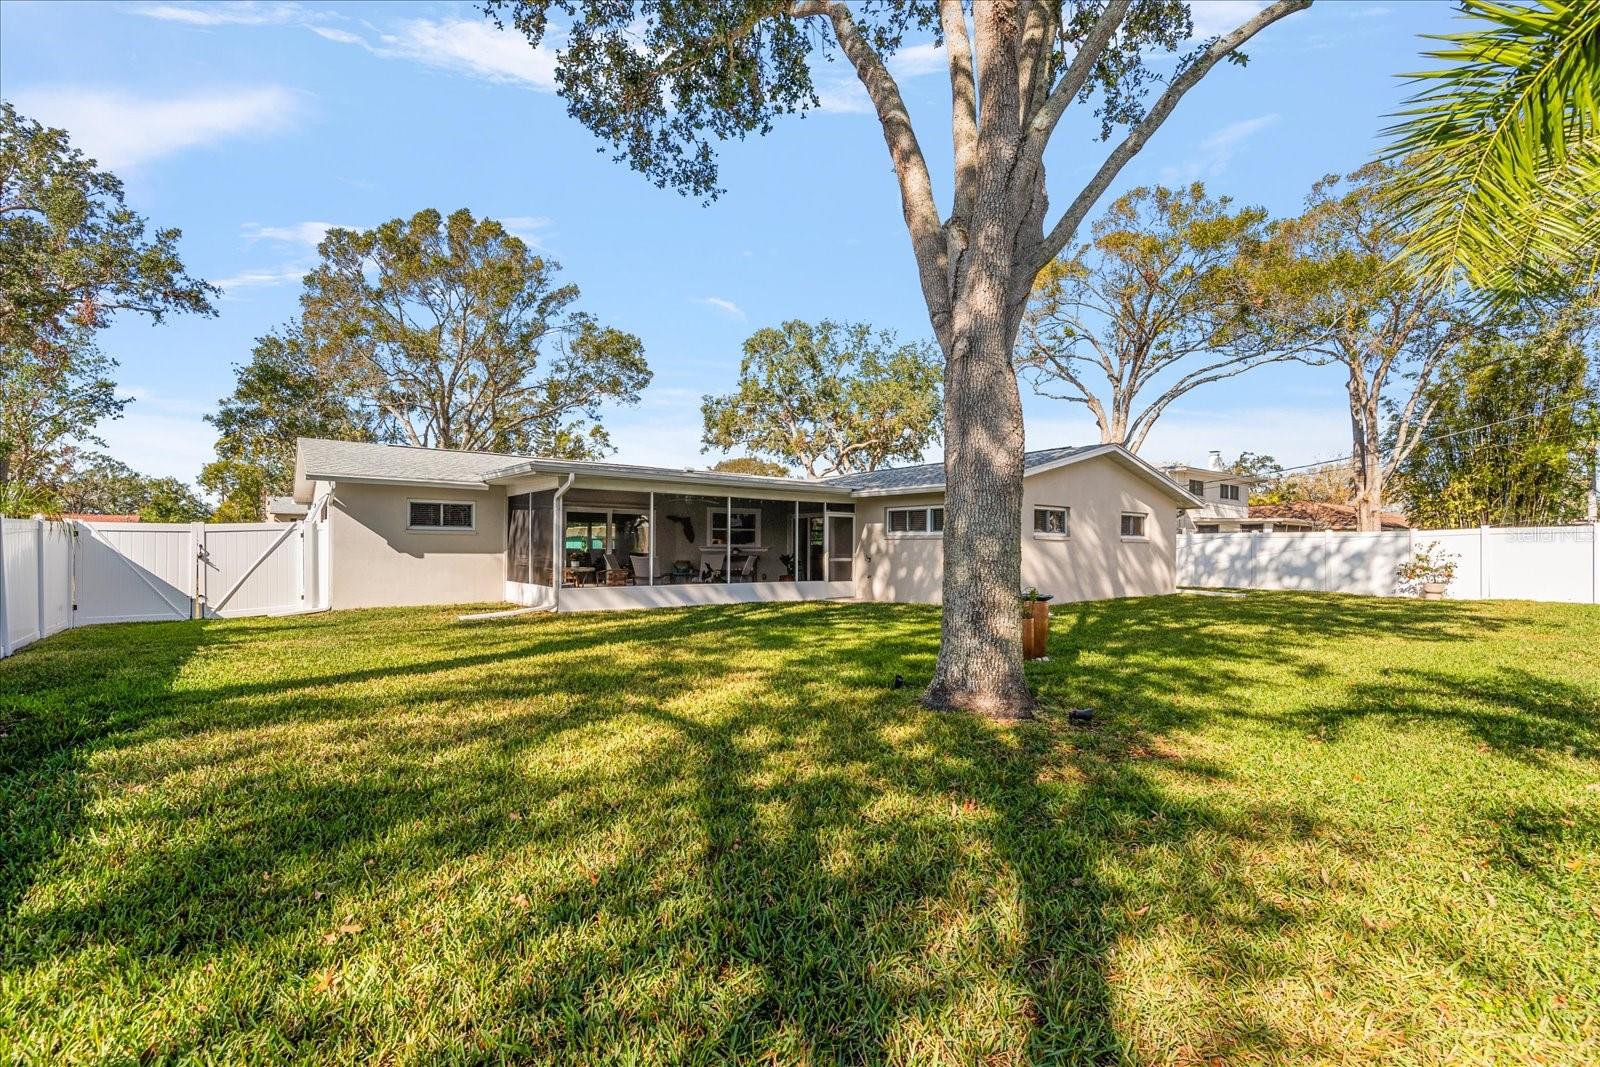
[289, 437, 1201, 612]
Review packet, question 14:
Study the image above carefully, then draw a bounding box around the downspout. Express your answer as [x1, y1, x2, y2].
[550, 472, 576, 612]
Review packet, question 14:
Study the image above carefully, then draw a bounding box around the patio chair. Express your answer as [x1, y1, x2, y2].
[730, 554, 757, 582]
[699, 549, 726, 583]
[629, 554, 652, 584]
[601, 551, 635, 586]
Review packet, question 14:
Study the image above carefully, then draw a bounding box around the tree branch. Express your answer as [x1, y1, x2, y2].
[1030, 0, 1310, 275]
[940, 0, 979, 222]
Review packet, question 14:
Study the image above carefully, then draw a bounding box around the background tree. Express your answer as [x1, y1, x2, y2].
[1384, 0, 1600, 300]
[298, 208, 649, 457]
[1392, 320, 1599, 527]
[200, 332, 375, 522]
[1252, 163, 1473, 531]
[0, 103, 214, 488]
[709, 456, 792, 477]
[51, 452, 210, 521]
[1019, 183, 1279, 452]
[490, 0, 1310, 717]
[702, 320, 942, 478]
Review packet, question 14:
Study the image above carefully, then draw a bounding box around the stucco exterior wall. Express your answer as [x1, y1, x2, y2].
[854, 456, 1179, 605]
[328, 481, 507, 609]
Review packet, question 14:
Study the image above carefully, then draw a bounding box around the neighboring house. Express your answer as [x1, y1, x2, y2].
[1245, 502, 1410, 531]
[290, 437, 1200, 612]
[1161, 453, 1268, 533]
[266, 496, 308, 522]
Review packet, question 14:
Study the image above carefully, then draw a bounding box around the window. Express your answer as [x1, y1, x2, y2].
[1219, 483, 1241, 501]
[1240, 523, 1264, 532]
[1195, 523, 1220, 533]
[409, 500, 474, 531]
[886, 505, 943, 536]
[1120, 512, 1148, 539]
[1188, 479, 1205, 495]
[708, 508, 760, 546]
[1032, 506, 1069, 538]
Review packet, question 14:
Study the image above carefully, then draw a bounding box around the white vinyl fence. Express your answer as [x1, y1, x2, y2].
[1179, 524, 1600, 604]
[0, 517, 329, 657]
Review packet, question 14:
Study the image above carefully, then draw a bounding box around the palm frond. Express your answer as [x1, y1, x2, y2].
[1382, 0, 1600, 299]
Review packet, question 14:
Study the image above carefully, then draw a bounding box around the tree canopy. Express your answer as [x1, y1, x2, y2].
[709, 456, 792, 478]
[201, 333, 377, 522]
[297, 208, 650, 457]
[0, 103, 214, 488]
[1020, 183, 1277, 452]
[1393, 315, 1598, 527]
[1250, 163, 1474, 530]
[702, 320, 942, 478]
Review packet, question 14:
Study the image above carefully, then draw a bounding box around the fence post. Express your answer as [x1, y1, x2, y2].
[0, 519, 11, 658]
[1592, 521, 1598, 605]
[35, 518, 45, 641]
[191, 523, 205, 619]
[1478, 524, 1490, 600]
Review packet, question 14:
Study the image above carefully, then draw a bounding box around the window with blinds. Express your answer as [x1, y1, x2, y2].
[409, 500, 475, 531]
[886, 506, 943, 535]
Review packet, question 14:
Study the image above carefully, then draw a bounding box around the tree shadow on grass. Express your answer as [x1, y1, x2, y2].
[2, 592, 1576, 1062]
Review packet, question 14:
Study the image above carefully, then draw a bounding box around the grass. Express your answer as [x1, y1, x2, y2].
[1, 592, 1597, 1065]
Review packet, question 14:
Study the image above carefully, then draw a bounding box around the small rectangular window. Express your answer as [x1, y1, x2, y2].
[410, 500, 474, 531]
[1033, 506, 1069, 537]
[1219, 483, 1241, 501]
[1120, 512, 1147, 539]
[1188, 479, 1205, 495]
[887, 506, 941, 536]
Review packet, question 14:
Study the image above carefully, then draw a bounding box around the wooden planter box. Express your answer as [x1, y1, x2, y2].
[1021, 599, 1051, 659]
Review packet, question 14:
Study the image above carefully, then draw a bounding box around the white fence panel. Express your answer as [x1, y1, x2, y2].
[73, 522, 195, 625]
[41, 521, 73, 637]
[201, 523, 304, 617]
[1180, 524, 1600, 603]
[3, 519, 42, 651]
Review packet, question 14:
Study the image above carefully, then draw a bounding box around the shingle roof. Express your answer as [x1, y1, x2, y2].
[297, 438, 532, 487]
[1249, 502, 1410, 530]
[823, 445, 1099, 492]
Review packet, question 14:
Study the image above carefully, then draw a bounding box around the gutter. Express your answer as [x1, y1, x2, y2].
[550, 472, 576, 612]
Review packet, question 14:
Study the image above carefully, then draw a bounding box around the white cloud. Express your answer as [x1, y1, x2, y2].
[307, 25, 366, 46]
[7, 85, 302, 169]
[241, 221, 341, 246]
[499, 215, 553, 246]
[697, 297, 746, 321]
[132, 1, 307, 27]
[813, 79, 873, 115]
[211, 264, 309, 292]
[890, 41, 948, 78]
[1158, 111, 1278, 183]
[1187, 1, 1270, 39]
[365, 18, 559, 90]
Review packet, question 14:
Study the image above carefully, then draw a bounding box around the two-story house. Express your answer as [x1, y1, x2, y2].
[1160, 452, 1315, 533]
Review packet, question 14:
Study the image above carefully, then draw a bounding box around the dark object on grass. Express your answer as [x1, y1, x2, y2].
[892, 674, 904, 690]
[1069, 707, 1094, 722]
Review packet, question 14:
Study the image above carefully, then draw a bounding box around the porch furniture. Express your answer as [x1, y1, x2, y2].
[602, 552, 634, 586]
[669, 560, 695, 583]
[562, 565, 595, 587]
[699, 549, 726, 583]
[730, 554, 757, 582]
[629, 554, 652, 583]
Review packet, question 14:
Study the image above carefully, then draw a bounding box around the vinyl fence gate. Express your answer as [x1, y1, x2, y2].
[1, 517, 330, 657]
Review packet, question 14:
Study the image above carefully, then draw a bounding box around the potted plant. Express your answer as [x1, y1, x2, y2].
[779, 553, 796, 582]
[1018, 587, 1055, 659]
[1397, 542, 1458, 600]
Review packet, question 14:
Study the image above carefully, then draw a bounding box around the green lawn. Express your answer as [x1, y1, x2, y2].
[2, 593, 1597, 1064]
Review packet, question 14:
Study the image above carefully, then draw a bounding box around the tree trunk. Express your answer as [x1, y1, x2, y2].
[925, 282, 1033, 718]
[1349, 379, 1383, 532]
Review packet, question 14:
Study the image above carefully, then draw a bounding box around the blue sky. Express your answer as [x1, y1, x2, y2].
[1, 0, 1455, 486]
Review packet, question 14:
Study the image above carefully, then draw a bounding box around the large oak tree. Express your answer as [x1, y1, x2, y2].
[1020, 183, 1278, 453]
[702, 320, 942, 478]
[299, 208, 650, 457]
[488, 0, 1310, 717]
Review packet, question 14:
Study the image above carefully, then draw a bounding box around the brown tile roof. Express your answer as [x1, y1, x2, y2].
[1248, 502, 1410, 530]
[63, 512, 141, 523]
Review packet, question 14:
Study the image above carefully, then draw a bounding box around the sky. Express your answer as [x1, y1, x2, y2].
[1, 0, 1458, 487]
